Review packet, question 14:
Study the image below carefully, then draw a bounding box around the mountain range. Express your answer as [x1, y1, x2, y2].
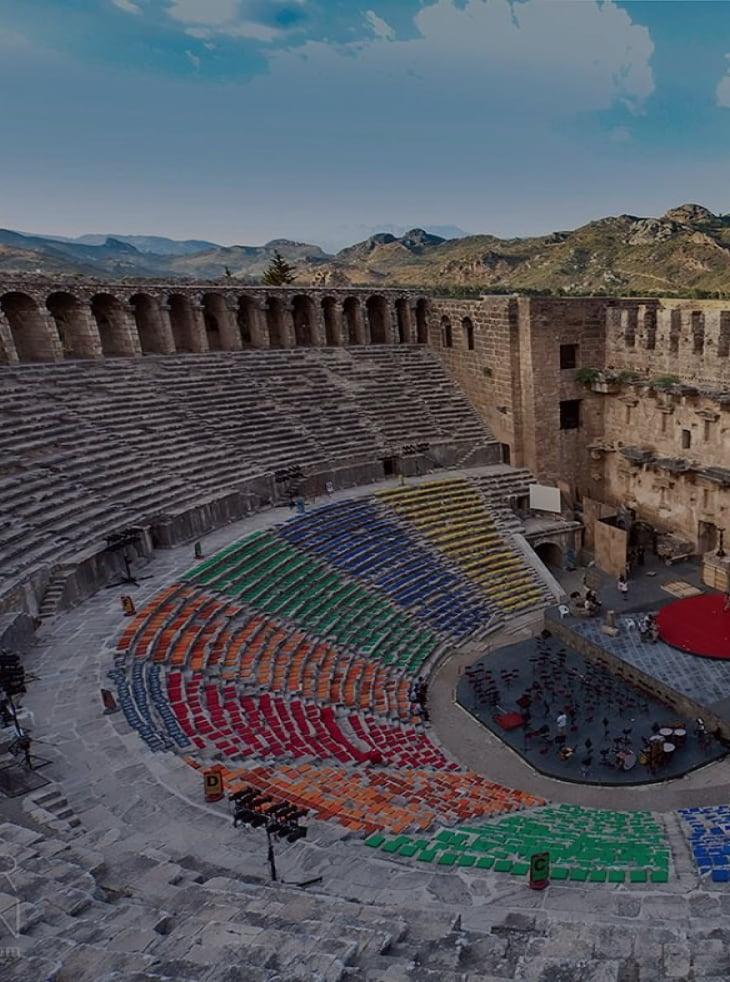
[3, 204, 730, 296]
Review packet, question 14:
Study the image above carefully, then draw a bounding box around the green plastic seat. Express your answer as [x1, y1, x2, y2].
[364, 833, 385, 849]
[630, 869, 648, 884]
[493, 859, 512, 873]
[476, 856, 494, 869]
[437, 852, 458, 866]
[608, 869, 625, 883]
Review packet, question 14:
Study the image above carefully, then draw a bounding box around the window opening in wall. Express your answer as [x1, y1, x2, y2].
[559, 344, 578, 369]
[559, 399, 581, 430]
[625, 405, 632, 425]
[704, 420, 712, 442]
[462, 317, 475, 351]
[681, 429, 691, 450]
[692, 311, 705, 355]
[719, 312, 730, 358]
[661, 413, 668, 434]
[644, 309, 657, 350]
[669, 312, 680, 354]
[382, 457, 397, 477]
[625, 310, 637, 348]
[501, 443, 511, 464]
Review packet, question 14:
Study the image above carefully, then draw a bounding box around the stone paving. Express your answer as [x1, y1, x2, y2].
[3, 488, 730, 978]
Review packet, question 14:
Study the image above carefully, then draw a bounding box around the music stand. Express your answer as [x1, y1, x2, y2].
[105, 528, 152, 589]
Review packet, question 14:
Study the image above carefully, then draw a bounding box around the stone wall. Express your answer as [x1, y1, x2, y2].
[0, 278, 431, 364]
[431, 295, 608, 499]
[606, 298, 730, 386]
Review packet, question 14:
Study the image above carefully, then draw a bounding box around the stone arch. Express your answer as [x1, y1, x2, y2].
[395, 298, 410, 343]
[366, 295, 388, 344]
[168, 293, 197, 353]
[90, 293, 136, 357]
[292, 294, 313, 347]
[236, 295, 255, 347]
[535, 541, 563, 570]
[322, 297, 338, 346]
[265, 296, 284, 348]
[1, 291, 59, 361]
[46, 291, 95, 359]
[462, 316, 475, 351]
[130, 293, 168, 355]
[415, 298, 428, 343]
[202, 293, 226, 351]
[343, 296, 360, 345]
[440, 316, 453, 349]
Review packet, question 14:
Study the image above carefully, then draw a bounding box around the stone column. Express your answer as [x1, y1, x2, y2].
[355, 301, 369, 345]
[71, 302, 104, 358]
[157, 303, 178, 353]
[37, 308, 64, 361]
[0, 310, 19, 364]
[118, 303, 143, 356]
[386, 300, 399, 344]
[280, 300, 296, 348]
[250, 299, 269, 348]
[189, 300, 210, 353]
[222, 298, 243, 351]
[310, 301, 326, 347]
[333, 300, 346, 346]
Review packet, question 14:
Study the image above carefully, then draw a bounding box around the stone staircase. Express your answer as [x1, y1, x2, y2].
[37, 566, 76, 621]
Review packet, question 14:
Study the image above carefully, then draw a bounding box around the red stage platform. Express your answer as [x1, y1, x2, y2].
[657, 593, 730, 659]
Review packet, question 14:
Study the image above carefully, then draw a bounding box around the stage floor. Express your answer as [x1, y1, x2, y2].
[657, 593, 730, 659]
[456, 635, 726, 786]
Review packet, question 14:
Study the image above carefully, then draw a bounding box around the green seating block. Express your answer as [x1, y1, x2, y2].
[569, 868, 588, 882]
[511, 862, 529, 876]
[650, 869, 669, 884]
[418, 849, 437, 864]
[630, 869, 648, 884]
[364, 833, 385, 849]
[382, 837, 409, 854]
[399, 844, 418, 858]
[458, 854, 477, 867]
[550, 867, 568, 880]
[493, 859, 513, 873]
[608, 870, 626, 883]
[588, 870, 607, 883]
[476, 856, 494, 869]
[438, 852, 458, 866]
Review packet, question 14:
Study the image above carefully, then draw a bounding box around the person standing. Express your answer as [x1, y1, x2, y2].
[556, 711, 567, 736]
[617, 574, 629, 601]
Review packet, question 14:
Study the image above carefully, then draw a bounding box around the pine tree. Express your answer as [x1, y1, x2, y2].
[262, 251, 297, 285]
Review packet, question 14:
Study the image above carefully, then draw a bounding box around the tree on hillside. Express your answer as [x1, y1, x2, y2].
[262, 251, 297, 285]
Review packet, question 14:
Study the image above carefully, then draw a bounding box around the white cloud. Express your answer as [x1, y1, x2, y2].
[168, 0, 283, 40]
[254, 0, 654, 119]
[167, 0, 239, 27]
[609, 125, 631, 143]
[365, 10, 395, 41]
[716, 54, 730, 107]
[112, 0, 142, 13]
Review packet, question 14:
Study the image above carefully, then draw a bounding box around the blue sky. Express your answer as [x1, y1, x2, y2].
[1, 0, 729, 250]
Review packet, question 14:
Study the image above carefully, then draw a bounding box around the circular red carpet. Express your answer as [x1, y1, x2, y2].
[656, 593, 730, 659]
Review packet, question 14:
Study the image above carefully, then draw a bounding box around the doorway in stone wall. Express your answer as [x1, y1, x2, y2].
[501, 443, 511, 465]
[382, 457, 397, 477]
[698, 520, 719, 555]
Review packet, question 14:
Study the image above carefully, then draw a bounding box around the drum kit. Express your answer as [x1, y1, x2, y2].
[641, 726, 687, 769]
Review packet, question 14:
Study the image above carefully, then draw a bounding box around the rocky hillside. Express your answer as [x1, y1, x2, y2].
[4, 204, 730, 296]
[299, 205, 730, 296]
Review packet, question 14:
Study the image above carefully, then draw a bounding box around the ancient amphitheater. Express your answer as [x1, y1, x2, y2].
[2, 278, 730, 981]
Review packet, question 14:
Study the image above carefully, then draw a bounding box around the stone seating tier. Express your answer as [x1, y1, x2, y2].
[0, 346, 499, 598]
